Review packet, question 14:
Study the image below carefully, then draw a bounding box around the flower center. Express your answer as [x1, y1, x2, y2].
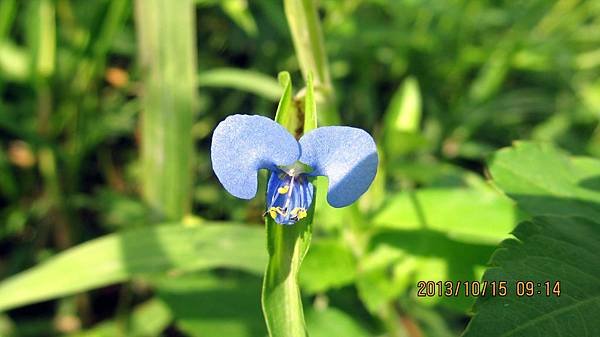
[265, 168, 314, 225]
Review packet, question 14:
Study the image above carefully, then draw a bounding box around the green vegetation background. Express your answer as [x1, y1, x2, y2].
[1, 0, 599, 336]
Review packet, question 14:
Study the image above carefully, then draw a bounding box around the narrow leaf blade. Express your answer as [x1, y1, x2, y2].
[0, 223, 266, 312]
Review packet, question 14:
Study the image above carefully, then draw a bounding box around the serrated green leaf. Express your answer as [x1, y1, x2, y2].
[490, 142, 600, 221]
[463, 216, 600, 337]
[0, 223, 266, 312]
[464, 142, 600, 336]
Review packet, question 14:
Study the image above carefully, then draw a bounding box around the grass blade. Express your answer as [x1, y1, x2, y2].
[134, 0, 198, 221]
[0, 223, 266, 312]
[198, 67, 281, 101]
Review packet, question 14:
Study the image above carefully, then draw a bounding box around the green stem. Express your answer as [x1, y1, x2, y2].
[261, 211, 313, 337]
[134, 0, 197, 221]
[261, 74, 318, 337]
[283, 0, 339, 125]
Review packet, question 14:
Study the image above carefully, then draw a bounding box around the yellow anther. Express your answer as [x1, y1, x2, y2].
[277, 185, 290, 194]
[290, 207, 308, 220]
[268, 207, 286, 219]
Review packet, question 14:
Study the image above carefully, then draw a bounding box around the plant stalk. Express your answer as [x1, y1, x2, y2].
[134, 0, 198, 221]
[283, 0, 339, 125]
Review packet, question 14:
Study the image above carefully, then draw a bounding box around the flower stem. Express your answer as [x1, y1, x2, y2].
[283, 0, 340, 125]
[261, 215, 312, 337]
[262, 67, 319, 337]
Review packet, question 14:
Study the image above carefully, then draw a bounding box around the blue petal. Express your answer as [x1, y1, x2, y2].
[265, 171, 314, 225]
[299, 126, 378, 208]
[211, 114, 299, 199]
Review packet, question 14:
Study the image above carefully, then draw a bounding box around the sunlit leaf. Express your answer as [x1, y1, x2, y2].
[490, 142, 600, 221]
[373, 187, 516, 244]
[465, 142, 600, 336]
[358, 186, 515, 313]
[0, 223, 266, 312]
[156, 273, 265, 337]
[464, 216, 600, 337]
[299, 239, 356, 294]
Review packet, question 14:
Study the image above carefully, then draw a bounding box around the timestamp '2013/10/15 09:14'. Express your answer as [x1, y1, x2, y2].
[416, 280, 561, 297]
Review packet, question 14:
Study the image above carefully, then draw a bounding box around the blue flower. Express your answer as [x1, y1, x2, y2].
[211, 114, 378, 225]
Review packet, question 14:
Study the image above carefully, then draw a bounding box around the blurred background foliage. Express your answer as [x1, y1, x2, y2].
[0, 0, 599, 336]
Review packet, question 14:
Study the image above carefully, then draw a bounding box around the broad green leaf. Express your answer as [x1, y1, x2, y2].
[357, 229, 497, 313]
[464, 142, 600, 336]
[490, 142, 600, 221]
[299, 239, 356, 294]
[359, 186, 515, 312]
[198, 68, 281, 101]
[373, 187, 516, 244]
[306, 307, 371, 337]
[0, 223, 266, 312]
[156, 273, 266, 337]
[355, 244, 406, 313]
[463, 216, 600, 337]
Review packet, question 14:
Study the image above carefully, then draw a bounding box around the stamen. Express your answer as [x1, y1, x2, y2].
[266, 170, 314, 225]
[268, 207, 286, 219]
[290, 207, 308, 220]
